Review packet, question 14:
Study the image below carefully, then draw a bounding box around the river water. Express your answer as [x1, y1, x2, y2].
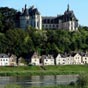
[0, 75, 78, 88]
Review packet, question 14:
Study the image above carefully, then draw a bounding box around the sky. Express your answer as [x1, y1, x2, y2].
[0, 0, 88, 26]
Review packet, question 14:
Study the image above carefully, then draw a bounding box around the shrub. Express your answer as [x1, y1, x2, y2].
[76, 73, 88, 88]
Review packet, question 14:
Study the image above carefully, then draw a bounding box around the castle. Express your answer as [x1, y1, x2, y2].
[20, 5, 42, 30]
[19, 4, 78, 31]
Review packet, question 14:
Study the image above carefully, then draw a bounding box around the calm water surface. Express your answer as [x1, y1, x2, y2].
[0, 75, 78, 88]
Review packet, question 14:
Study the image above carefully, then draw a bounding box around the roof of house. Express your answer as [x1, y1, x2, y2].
[41, 55, 54, 59]
[0, 54, 9, 58]
[81, 52, 88, 57]
[31, 52, 40, 59]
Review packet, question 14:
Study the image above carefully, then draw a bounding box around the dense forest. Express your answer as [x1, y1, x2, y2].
[0, 7, 88, 62]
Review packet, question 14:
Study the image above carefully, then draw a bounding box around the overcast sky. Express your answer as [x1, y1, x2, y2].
[0, 0, 88, 26]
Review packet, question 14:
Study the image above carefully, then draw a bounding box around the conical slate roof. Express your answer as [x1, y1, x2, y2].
[21, 5, 40, 16]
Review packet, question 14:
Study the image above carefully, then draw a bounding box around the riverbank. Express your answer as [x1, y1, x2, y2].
[4, 85, 76, 88]
[0, 65, 88, 76]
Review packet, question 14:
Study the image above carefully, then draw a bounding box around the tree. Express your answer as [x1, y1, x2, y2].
[5, 29, 34, 63]
[77, 74, 88, 88]
[0, 7, 17, 32]
[0, 33, 7, 53]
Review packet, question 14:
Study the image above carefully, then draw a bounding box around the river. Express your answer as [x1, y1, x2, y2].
[0, 75, 78, 88]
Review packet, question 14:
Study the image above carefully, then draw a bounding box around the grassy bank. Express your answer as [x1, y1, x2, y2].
[0, 65, 88, 76]
[4, 85, 76, 88]
[4, 84, 88, 88]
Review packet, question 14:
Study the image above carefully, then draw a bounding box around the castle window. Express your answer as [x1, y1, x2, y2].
[45, 19, 47, 23]
[46, 25, 47, 27]
[47, 19, 50, 23]
[49, 25, 51, 28]
[27, 20, 29, 24]
[51, 20, 53, 23]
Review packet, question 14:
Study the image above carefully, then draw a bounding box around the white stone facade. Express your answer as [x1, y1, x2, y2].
[19, 4, 78, 31]
[73, 53, 82, 64]
[56, 54, 66, 65]
[82, 55, 88, 64]
[0, 54, 10, 66]
[66, 56, 74, 65]
[20, 5, 42, 30]
[31, 52, 41, 65]
[43, 55, 54, 65]
[42, 5, 78, 31]
[56, 53, 85, 65]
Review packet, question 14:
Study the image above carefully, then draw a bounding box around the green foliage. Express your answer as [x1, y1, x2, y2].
[0, 7, 17, 32]
[4, 84, 76, 88]
[76, 73, 88, 88]
[0, 65, 88, 76]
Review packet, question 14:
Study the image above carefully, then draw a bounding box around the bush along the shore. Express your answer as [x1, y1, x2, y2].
[76, 73, 88, 88]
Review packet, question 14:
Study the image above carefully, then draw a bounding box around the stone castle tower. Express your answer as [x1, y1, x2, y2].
[20, 4, 42, 30]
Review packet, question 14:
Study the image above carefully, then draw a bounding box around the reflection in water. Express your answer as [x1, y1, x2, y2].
[0, 75, 78, 88]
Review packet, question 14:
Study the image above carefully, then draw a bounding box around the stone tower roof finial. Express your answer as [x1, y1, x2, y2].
[25, 4, 27, 9]
[67, 4, 69, 11]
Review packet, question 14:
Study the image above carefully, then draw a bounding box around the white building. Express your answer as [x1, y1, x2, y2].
[41, 55, 55, 65]
[66, 55, 74, 65]
[81, 53, 88, 64]
[20, 5, 42, 30]
[31, 52, 41, 65]
[42, 4, 78, 31]
[56, 53, 83, 65]
[9, 54, 17, 66]
[72, 53, 82, 64]
[56, 54, 66, 65]
[0, 54, 10, 66]
[18, 4, 78, 31]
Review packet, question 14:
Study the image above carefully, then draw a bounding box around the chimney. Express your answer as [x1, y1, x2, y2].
[25, 4, 27, 9]
[67, 4, 70, 11]
[22, 8, 24, 13]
